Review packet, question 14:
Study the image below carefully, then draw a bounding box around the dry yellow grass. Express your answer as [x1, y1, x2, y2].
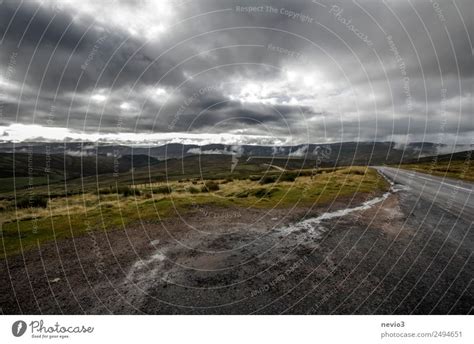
[1, 167, 389, 256]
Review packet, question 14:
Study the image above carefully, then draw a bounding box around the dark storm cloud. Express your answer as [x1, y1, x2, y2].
[0, 0, 472, 143]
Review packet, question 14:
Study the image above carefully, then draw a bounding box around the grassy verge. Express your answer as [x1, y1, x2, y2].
[398, 160, 473, 182]
[0, 167, 388, 257]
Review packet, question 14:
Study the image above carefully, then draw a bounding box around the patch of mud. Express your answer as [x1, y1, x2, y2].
[358, 195, 406, 237]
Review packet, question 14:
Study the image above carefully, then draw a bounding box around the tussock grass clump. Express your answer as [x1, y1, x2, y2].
[116, 186, 141, 197]
[201, 181, 220, 192]
[152, 186, 172, 194]
[15, 195, 48, 209]
[98, 188, 113, 195]
[100, 203, 114, 209]
[279, 172, 297, 182]
[235, 190, 250, 198]
[252, 187, 279, 198]
[235, 187, 279, 198]
[259, 175, 277, 184]
[339, 167, 367, 175]
[187, 186, 200, 194]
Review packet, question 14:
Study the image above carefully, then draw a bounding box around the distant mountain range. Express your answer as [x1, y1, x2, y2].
[0, 141, 471, 163]
[0, 141, 471, 194]
[0, 152, 159, 179]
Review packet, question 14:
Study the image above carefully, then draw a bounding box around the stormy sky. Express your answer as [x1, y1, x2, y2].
[0, 0, 472, 145]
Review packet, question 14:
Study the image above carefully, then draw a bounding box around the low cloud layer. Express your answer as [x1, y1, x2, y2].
[0, 0, 472, 145]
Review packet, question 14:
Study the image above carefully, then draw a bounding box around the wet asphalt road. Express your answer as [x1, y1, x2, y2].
[376, 167, 474, 223]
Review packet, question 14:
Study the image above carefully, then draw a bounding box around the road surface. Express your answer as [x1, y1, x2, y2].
[263, 163, 286, 172]
[376, 167, 473, 222]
